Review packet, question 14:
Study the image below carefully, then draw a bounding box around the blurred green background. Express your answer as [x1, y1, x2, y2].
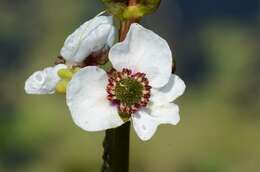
[0, 0, 259, 172]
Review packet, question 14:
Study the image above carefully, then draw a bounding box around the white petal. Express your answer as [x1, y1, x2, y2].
[150, 103, 180, 125]
[109, 23, 172, 88]
[66, 66, 124, 131]
[132, 109, 158, 141]
[151, 74, 186, 105]
[61, 16, 116, 64]
[132, 103, 180, 141]
[24, 64, 66, 95]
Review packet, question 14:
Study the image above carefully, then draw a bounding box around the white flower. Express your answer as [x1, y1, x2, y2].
[60, 15, 116, 64]
[66, 23, 185, 141]
[25, 64, 67, 94]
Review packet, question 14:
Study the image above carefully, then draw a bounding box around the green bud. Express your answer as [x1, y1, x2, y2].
[138, 0, 161, 15]
[55, 79, 69, 94]
[100, 61, 112, 72]
[102, 0, 127, 20]
[58, 69, 73, 79]
[102, 0, 161, 20]
[123, 5, 144, 19]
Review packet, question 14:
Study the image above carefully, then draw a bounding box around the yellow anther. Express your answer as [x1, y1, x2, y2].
[55, 79, 68, 94]
[58, 69, 73, 79]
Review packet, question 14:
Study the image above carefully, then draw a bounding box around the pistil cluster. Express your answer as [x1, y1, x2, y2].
[106, 68, 151, 115]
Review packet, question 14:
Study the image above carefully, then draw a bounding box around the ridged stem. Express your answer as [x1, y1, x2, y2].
[101, 122, 131, 172]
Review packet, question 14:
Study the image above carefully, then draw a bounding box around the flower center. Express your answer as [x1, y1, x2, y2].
[106, 68, 151, 115]
[115, 78, 143, 106]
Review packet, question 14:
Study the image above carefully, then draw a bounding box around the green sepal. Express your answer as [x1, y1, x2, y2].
[119, 112, 131, 122]
[100, 61, 113, 72]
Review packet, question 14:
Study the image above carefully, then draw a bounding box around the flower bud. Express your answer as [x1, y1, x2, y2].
[102, 0, 161, 20]
[123, 5, 144, 19]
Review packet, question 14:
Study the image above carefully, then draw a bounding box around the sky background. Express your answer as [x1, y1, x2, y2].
[0, 0, 260, 172]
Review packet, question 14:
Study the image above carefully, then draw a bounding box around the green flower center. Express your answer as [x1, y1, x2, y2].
[115, 78, 144, 106]
[106, 68, 151, 114]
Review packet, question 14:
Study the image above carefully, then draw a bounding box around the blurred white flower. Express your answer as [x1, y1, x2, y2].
[66, 23, 186, 141]
[60, 15, 116, 65]
[25, 14, 116, 95]
[25, 64, 67, 94]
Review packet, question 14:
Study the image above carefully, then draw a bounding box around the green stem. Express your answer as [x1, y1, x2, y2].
[101, 122, 131, 172]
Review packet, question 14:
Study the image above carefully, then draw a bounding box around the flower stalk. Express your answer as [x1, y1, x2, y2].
[101, 122, 131, 172]
[101, 1, 139, 172]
